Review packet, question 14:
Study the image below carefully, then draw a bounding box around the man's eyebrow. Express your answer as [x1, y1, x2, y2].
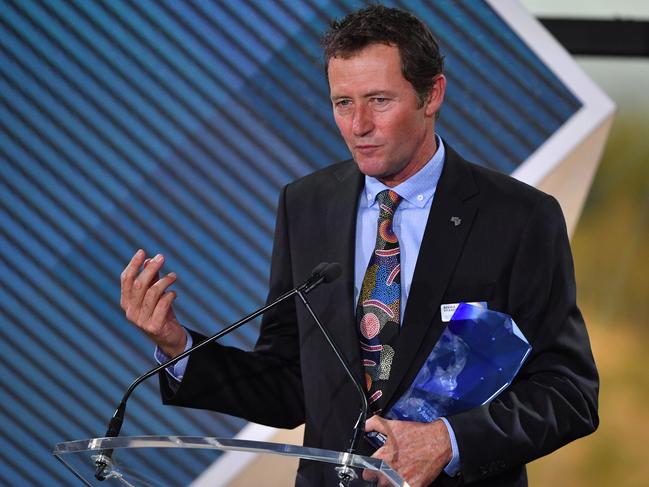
[330, 90, 394, 101]
[365, 90, 391, 96]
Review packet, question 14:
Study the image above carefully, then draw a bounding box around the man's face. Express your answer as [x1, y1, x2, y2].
[328, 43, 445, 187]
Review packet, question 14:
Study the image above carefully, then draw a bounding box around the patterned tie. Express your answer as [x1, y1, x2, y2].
[356, 189, 402, 413]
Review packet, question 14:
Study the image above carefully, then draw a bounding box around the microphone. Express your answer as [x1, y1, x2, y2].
[301, 261, 343, 293]
[94, 262, 341, 480]
[294, 274, 371, 486]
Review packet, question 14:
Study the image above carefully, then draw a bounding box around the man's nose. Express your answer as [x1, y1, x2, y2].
[352, 104, 374, 136]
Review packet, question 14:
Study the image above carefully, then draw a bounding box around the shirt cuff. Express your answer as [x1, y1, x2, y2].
[440, 417, 461, 477]
[153, 329, 193, 382]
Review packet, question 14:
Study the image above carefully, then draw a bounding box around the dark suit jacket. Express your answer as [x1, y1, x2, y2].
[161, 145, 599, 486]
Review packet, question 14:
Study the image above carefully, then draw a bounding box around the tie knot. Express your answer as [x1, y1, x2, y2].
[376, 190, 402, 218]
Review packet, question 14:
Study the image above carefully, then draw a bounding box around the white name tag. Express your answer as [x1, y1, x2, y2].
[441, 301, 488, 322]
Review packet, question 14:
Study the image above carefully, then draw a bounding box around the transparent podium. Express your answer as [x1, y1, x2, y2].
[53, 435, 407, 486]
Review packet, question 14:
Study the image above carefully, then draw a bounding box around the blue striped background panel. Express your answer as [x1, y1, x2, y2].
[0, 0, 580, 484]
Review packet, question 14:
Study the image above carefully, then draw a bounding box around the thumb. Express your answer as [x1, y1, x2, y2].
[365, 414, 388, 434]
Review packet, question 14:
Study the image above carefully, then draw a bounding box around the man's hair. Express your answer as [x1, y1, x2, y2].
[322, 5, 444, 106]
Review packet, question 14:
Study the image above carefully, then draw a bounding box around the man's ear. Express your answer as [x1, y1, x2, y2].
[424, 74, 446, 117]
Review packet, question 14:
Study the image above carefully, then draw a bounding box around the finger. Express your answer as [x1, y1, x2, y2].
[120, 249, 146, 310]
[365, 414, 388, 434]
[141, 258, 156, 284]
[131, 253, 166, 306]
[140, 272, 177, 323]
[362, 468, 380, 483]
[366, 446, 396, 486]
[362, 462, 393, 485]
[150, 289, 177, 327]
[362, 471, 376, 483]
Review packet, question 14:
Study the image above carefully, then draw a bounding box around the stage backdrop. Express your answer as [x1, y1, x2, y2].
[0, 1, 611, 485]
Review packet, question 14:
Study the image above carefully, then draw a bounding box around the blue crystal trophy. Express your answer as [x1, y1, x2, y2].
[385, 303, 531, 423]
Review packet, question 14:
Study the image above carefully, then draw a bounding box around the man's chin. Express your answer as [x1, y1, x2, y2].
[353, 158, 389, 179]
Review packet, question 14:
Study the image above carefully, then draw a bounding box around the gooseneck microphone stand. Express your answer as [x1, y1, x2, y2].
[95, 262, 371, 487]
[295, 291, 369, 487]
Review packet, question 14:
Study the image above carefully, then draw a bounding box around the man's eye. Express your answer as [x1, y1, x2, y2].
[371, 97, 392, 110]
[334, 99, 353, 114]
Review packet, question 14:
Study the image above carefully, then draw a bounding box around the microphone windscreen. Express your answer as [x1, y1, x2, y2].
[321, 262, 342, 283]
[311, 262, 329, 277]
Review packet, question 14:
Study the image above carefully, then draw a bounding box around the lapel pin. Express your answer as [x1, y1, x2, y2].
[450, 216, 461, 227]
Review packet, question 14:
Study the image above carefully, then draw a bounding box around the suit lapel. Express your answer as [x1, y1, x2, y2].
[322, 162, 365, 384]
[381, 147, 481, 410]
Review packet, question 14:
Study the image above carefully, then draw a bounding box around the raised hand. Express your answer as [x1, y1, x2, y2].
[120, 249, 186, 357]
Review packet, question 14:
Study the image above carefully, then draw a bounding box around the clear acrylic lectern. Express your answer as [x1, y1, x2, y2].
[53, 435, 407, 486]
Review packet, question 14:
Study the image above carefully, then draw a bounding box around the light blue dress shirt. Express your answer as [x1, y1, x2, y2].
[353, 137, 445, 320]
[353, 137, 459, 476]
[157, 136, 460, 476]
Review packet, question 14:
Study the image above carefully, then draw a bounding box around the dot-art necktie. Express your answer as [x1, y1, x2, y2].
[356, 189, 402, 413]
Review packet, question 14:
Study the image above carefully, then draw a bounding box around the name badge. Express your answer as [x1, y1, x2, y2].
[441, 301, 487, 322]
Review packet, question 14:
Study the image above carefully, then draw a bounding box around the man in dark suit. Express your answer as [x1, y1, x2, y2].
[120, 5, 598, 486]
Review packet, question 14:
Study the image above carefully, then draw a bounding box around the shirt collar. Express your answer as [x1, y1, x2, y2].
[363, 135, 445, 209]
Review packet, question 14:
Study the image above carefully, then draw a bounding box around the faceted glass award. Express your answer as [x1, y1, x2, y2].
[386, 303, 531, 422]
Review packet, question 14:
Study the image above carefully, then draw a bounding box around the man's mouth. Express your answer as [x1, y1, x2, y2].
[355, 145, 381, 155]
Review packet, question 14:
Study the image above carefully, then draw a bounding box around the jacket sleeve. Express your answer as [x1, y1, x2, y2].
[447, 195, 599, 483]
